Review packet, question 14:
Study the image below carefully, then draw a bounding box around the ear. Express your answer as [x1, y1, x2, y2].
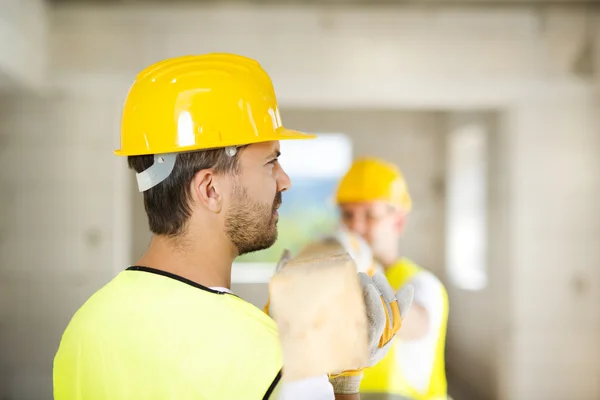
[190, 169, 222, 213]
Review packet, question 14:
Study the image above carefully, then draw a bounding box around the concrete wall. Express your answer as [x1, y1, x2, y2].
[0, 0, 48, 91]
[508, 92, 600, 400]
[0, 3, 598, 399]
[442, 112, 510, 400]
[0, 91, 129, 398]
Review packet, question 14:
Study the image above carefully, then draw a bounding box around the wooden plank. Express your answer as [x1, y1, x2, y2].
[269, 252, 369, 382]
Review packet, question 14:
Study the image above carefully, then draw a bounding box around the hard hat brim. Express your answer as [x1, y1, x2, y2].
[114, 127, 316, 156]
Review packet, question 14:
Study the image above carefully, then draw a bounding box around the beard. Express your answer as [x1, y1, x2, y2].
[224, 183, 282, 256]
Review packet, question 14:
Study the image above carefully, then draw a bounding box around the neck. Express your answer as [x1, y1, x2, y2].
[136, 227, 237, 289]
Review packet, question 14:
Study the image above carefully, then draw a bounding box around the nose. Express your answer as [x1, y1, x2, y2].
[277, 165, 292, 192]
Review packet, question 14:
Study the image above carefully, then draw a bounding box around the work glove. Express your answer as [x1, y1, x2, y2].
[331, 227, 377, 275]
[328, 272, 413, 394]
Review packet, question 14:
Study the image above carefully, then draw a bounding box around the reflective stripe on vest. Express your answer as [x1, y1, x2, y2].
[53, 267, 283, 400]
[360, 259, 449, 400]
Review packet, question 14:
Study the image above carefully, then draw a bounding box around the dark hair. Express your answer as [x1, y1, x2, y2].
[128, 148, 243, 236]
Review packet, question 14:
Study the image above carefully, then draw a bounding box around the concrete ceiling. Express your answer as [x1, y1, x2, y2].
[47, 0, 600, 5]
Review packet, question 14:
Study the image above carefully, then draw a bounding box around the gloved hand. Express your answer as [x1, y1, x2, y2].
[328, 272, 413, 394]
[331, 226, 377, 275]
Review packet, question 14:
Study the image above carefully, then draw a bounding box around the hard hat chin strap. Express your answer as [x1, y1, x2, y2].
[136, 146, 238, 192]
[136, 153, 177, 192]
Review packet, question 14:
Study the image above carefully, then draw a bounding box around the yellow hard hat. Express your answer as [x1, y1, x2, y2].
[335, 157, 412, 212]
[114, 53, 315, 157]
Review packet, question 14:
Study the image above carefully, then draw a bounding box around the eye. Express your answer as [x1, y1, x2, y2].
[366, 212, 384, 222]
[267, 158, 279, 166]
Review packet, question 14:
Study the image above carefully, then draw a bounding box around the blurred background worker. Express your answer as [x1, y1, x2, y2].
[336, 158, 449, 400]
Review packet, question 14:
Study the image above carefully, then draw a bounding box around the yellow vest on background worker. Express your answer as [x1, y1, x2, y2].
[54, 268, 283, 399]
[360, 259, 449, 400]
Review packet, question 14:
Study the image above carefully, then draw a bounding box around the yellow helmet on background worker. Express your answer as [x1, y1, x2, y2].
[113, 53, 314, 192]
[335, 157, 412, 213]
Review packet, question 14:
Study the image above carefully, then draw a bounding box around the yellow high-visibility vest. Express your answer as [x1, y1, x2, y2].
[54, 266, 283, 400]
[361, 259, 449, 400]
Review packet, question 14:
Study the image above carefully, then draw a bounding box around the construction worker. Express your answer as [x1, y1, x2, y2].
[52, 54, 407, 399]
[335, 158, 450, 400]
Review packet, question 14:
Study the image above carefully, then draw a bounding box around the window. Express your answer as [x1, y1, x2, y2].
[445, 123, 488, 290]
[232, 133, 353, 283]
